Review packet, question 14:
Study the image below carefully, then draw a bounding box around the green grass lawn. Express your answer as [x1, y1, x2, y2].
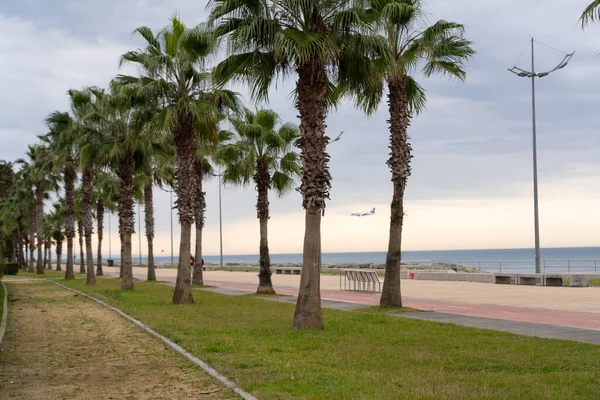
[28, 276, 599, 399]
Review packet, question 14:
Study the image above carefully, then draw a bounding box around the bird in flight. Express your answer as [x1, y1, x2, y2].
[350, 208, 376, 217]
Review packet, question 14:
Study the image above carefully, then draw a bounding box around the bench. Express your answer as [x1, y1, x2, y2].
[517, 274, 541, 285]
[275, 267, 301, 275]
[543, 274, 563, 286]
[341, 269, 383, 293]
[494, 274, 515, 284]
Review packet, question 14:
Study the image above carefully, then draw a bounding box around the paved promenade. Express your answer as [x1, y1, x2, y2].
[102, 267, 600, 331]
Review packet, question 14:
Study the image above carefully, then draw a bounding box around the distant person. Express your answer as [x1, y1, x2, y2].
[201, 258, 204, 267]
[190, 254, 195, 269]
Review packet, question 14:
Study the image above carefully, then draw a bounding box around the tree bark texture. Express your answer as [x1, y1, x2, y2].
[64, 164, 76, 279]
[43, 239, 48, 269]
[144, 183, 156, 281]
[77, 218, 85, 273]
[28, 202, 35, 273]
[82, 169, 96, 285]
[192, 159, 205, 286]
[117, 153, 135, 290]
[96, 198, 104, 275]
[121, 232, 134, 290]
[35, 185, 44, 275]
[56, 234, 62, 272]
[380, 78, 412, 308]
[293, 63, 329, 330]
[172, 115, 195, 304]
[45, 239, 51, 269]
[255, 161, 275, 294]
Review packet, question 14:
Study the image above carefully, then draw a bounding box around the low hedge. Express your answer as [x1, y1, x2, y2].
[4, 262, 19, 276]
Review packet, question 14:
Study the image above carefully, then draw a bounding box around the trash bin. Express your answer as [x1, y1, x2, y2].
[107, 259, 114, 267]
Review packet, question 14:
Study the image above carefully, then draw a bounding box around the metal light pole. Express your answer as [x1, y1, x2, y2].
[218, 167, 223, 270]
[138, 202, 142, 267]
[108, 211, 111, 260]
[170, 190, 173, 267]
[508, 38, 574, 273]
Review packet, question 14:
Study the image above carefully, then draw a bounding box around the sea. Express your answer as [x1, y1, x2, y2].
[119, 247, 600, 274]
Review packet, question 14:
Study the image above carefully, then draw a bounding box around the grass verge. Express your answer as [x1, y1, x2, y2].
[46, 277, 600, 399]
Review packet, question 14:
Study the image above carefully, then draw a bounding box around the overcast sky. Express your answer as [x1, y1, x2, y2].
[1, 0, 599, 257]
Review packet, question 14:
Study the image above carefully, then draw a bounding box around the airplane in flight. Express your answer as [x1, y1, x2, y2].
[350, 208, 376, 217]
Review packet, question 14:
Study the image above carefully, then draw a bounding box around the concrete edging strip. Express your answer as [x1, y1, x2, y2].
[0, 281, 8, 346]
[49, 280, 257, 400]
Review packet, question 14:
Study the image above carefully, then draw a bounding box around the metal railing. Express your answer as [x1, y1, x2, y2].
[400, 259, 600, 274]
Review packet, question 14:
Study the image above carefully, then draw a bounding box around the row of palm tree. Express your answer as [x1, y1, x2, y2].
[1, 0, 477, 330]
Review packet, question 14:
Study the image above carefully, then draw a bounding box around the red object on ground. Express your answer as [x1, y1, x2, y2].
[408, 272, 415, 279]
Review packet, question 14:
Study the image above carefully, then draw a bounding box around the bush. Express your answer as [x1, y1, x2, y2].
[4, 262, 19, 276]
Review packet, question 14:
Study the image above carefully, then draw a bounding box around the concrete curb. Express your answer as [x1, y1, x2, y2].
[49, 280, 257, 400]
[0, 281, 8, 346]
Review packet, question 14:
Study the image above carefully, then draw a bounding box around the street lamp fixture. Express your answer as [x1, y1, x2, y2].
[508, 38, 574, 274]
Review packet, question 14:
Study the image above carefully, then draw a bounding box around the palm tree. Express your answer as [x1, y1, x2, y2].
[45, 92, 90, 280]
[118, 18, 241, 304]
[84, 84, 154, 290]
[16, 144, 56, 275]
[140, 148, 173, 282]
[49, 201, 66, 272]
[221, 109, 300, 293]
[92, 171, 117, 276]
[581, 1, 600, 25]
[348, 0, 474, 307]
[209, 0, 383, 329]
[74, 187, 86, 274]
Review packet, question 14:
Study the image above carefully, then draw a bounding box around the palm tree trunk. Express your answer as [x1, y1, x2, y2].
[43, 240, 48, 269]
[28, 202, 35, 273]
[380, 78, 411, 308]
[255, 162, 275, 294]
[64, 165, 76, 280]
[36, 185, 44, 275]
[77, 219, 85, 273]
[82, 168, 96, 285]
[96, 199, 104, 275]
[192, 159, 205, 286]
[144, 183, 156, 281]
[293, 63, 329, 330]
[172, 118, 195, 304]
[45, 239, 51, 269]
[117, 154, 135, 290]
[119, 233, 124, 278]
[56, 234, 63, 272]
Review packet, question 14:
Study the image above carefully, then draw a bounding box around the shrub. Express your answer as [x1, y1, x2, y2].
[4, 262, 19, 276]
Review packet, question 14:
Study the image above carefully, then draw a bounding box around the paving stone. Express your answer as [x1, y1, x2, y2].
[393, 312, 600, 345]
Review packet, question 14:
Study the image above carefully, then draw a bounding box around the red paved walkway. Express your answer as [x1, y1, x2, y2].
[205, 279, 600, 331]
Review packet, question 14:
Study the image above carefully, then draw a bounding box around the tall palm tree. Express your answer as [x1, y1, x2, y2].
[45, 91, 90, 280]
[581, 1, 600, 25]
[16, 144, 56, 275]
[49, 201, 66, 272]
[91, 171, 117, 276]
[140, 147, 173, 282]
[118, 18, 241, 304]
[221, 109, 300, 294]
[73, 187, 86, 274]
[348, 0, 474, 307]
[84, 84, 153, 290]
[209, 0, 383, 329]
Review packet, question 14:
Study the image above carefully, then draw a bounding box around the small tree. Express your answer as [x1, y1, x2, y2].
[221, 109, 300, 294]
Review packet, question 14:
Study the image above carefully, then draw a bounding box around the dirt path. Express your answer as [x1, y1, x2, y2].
[0, 279, 237, 400]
